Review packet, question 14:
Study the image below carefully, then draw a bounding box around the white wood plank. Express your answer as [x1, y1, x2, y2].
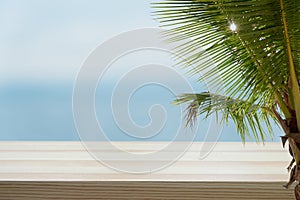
[0, 141, 286, 151]
[0, 142, 292, 182]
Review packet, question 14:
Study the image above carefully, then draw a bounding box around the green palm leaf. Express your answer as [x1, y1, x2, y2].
[174, 92, 276, 142]
[153, 0, 300, 141]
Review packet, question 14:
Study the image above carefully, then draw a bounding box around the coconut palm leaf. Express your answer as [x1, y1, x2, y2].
[153, 0, 300, 141]
[174, 92, 276, 142]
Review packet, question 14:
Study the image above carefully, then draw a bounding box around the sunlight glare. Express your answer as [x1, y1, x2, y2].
[230, 23, 237, 32]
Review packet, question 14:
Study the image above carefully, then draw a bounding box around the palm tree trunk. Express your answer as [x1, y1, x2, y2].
[284, 118, 300, 200]
[295, 185, 300, 200]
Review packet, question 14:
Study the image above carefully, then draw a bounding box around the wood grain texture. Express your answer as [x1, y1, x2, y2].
[0, 142, 295, 199]
[0, 142, 291, 181]
[0, 181, 295, 200]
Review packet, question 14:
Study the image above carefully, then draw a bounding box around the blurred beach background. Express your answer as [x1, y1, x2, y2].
[0, 0, 283, 141]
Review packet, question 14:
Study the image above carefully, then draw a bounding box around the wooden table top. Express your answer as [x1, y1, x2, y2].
[0, 142, 295, 199]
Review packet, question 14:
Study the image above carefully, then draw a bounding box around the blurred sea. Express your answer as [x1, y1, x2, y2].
[0, 82, 282, 141]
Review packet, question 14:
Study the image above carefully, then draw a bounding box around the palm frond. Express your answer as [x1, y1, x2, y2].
[153, 0, 300, 103]
[153, 0, 300, 141]
[174, 92, 277, 142]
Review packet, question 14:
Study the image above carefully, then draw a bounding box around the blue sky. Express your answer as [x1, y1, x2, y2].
[0, 0, 158, 83]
